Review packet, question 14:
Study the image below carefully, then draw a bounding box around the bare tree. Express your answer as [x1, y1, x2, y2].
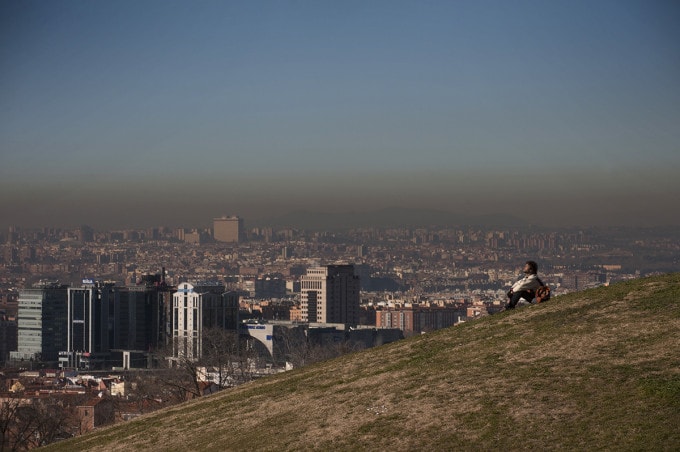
[232, 336, 260, 384]
[274, 325, 314, 369]
[122, 372, 170, 415]
[152, 344, 204, 401]
[150, 332, 221, 401]
[147, 327, 261, 401]
[274, 325, 364, 369]
[199, 328, 241, 388]
[1, 394, 78, 450]
[29, 397, 73, 447]
[0, 396, 22, 452]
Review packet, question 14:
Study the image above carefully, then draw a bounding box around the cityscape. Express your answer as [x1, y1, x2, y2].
[1, 219, 679, 446]
[1, 207, 679, 437]
[2, 0, 679, 448]
[3, 215, 679, 358]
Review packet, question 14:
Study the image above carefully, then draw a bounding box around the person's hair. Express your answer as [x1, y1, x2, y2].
[525, 260, 538, 274]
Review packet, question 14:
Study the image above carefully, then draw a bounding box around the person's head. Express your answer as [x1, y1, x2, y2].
[524, 260, 538, 274]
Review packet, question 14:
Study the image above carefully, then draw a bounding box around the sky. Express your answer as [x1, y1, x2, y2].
[1, 0, 679, 229]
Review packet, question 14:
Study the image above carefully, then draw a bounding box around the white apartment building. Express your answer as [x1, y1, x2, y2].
[173, 283, 202, 360]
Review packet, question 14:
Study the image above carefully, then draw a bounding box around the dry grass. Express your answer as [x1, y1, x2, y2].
[46, 273, 680, 451]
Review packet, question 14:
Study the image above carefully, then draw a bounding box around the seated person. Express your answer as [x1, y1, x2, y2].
[505, 260, 543, 309]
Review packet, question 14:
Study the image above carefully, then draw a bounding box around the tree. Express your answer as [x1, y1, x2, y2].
[0, 396, 22, 452]
[1, 394, 78, 450]
[274, 325, 314, 369]
[27, 397, 74, 446]
[199, 328, 242, 388]
[151, 327, 253, 401]
[122, 372, 170, 415]
[152, 343, 204, 401]
[274, 325, 364, 369]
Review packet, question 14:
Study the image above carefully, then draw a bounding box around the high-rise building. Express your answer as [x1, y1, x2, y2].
[11, 283, 69, 364]
[12, 272, 174, 370]
[171, 283, 239, 361]
[63, 282, 115, 369]
[113, 286, 156, 351]
[62, 275, 174, 370]
[172, 283, 202, 360]
[300, 265, 360, 325]
[0, 317, 17, 365]
[137, 271, 175, 352]
[213, 216, 243, 243]
[255, 276, 287, 299]
[194, 282, 238, 330]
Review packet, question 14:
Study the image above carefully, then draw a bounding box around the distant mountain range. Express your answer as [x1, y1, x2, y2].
[253, 207, 527, 230]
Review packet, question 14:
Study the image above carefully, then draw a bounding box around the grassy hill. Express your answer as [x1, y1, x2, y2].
[47, 274, 680, 451]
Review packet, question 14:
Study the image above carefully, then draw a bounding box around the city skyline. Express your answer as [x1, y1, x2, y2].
[2, 1, 679, 229]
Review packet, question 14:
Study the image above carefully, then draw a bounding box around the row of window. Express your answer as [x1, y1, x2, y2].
[301, 280, 324, 290]
[173, 307, 199, 331]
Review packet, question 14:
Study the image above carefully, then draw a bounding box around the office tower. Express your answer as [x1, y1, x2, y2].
[0, 317, 17, 365]
[194, 282, 227, 329]
[196, 283, 239, 331]
[255, 275, 287, 299]
[62, 274, 173, 370]
[213, 216, 243, 243]
[64, 282, 115, 369]
[222, 291, 240, 329]
[113, 275, 173, 353]
[137, 271, 175, 351]
[300, 265, 360, 325]
[11, 283, 69, 365]
[113, 286, 156, 351]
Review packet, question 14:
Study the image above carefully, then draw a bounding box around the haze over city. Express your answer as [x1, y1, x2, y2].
[2, 1, 679, 230]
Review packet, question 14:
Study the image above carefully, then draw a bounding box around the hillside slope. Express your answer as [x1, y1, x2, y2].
[48, 274, 680, 451]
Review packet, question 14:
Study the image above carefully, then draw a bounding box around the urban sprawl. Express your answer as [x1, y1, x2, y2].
[0, 216, 678, 447]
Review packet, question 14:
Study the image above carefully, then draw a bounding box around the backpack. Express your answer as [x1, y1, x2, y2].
[535, 285, 551, 303]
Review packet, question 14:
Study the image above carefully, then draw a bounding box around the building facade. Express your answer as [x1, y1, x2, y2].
[172, 283, 202, 360]
[11, 283, 69, 364]
[0, 317, 17, 365]
[213, 216, 243, 243]
[375, 307, 463, 336]
[300, 265, 360, 325]
[171, 283, 239, 361]
[63, 282, 116, 369]
[54, 279, 174, 369]
[12, 274, 174, 370]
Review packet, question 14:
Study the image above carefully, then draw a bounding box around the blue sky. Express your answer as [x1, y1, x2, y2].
[1, 0, 679, 228]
